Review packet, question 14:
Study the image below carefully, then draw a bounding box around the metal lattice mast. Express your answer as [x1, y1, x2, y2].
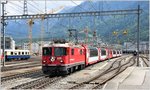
[1, 1, 7, 67]
[40, 15, 45, 55]
[93, 31, 97, 46]
[23, 0, 28, 15]
[28, 19, 34, 55]
[137, 5, 140, 66]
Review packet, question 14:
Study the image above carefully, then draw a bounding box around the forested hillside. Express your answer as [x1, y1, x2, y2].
[5, 1, 149, 44]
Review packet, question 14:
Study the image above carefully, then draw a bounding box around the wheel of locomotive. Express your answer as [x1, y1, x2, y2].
[67, 68, 70, 74]
[78, 65, 82, 70]
[49, 73, 56, 77]
[81, 64, 85, 70]
[42, 70, 47, 74]
[78, 65, 80, 70]
[69, 67, 74, 74]
[73, 66, 76, 71]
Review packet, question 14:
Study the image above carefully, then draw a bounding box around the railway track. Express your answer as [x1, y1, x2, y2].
[69, 56, 136, 89]
[11, 76, 62, 89]
[141, 56, 149, 61]
[140, 56, 149, 67]
[5, 60, 41, 65]
[1, 63, 41, 72]
[2, 55, 130, 89]
[1, 70, 43, 83]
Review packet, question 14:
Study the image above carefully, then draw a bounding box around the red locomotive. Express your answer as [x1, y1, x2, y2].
[42, 42, 122, 76]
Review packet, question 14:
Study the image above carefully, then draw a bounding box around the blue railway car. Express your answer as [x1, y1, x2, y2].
[4, 49, 30, 61]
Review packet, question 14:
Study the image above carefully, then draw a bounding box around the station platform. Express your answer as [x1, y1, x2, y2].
[104, 67, 150, 90]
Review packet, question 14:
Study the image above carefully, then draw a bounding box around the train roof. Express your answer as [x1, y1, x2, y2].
[43, 43, 84, 48]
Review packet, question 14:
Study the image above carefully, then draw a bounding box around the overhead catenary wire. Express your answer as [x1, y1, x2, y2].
[88, 0, 97, 11]
[71, 0, 92, 33]
[8, 1, 37, 14]
[71, 0, 88, 11]
[31, 0, 39, 5]
[6, 4, 23, 14]
[98, 1, 108, 25]
[9, 1, 24, 9]
[27, 1, 44, 14]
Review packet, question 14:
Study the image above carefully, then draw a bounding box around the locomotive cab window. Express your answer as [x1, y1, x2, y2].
[54, 47, 67, 56]
[89, 48, 98, 57]
[43, 47, 52, 56]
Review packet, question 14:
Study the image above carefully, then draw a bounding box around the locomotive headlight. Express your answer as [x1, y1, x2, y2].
[60, 60, 63, 63]
[43, 60, 46, 63]
[51, 57, 55, 62]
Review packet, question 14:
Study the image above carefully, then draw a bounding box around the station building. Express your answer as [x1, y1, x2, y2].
[1, 36, 15, 50]
[22, 41, 51, 55]
[123, 41, 149, 53]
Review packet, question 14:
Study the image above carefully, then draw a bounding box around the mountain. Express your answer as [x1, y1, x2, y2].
[5, 1, 149, 44]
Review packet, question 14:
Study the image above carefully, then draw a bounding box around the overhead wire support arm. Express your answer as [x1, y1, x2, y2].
[2, 9, 142, 20]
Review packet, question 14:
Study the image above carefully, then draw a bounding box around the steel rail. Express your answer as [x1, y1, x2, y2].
[140, 56, 149, 61]
[1, 63, 41, 72]
[11, 76, 62, 89]
[1, 70, 42, 83]
[92, 57, 136, 89]
[69, 56, 135, 89]
[140, 56, 149, 67]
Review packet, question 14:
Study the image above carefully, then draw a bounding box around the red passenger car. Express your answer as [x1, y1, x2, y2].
[108, 48, 113, 59]
[99, 48, 108, 61]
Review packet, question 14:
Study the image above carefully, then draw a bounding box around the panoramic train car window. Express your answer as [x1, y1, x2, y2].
[113, 50, 116, 54]
[18, 52, 20, 55]
[43, 47, 52, 56]
[54, 47, 67, 56]
[117, 51, 120, 54]
[22, 52, 24, 55]
[71, 49, 74, 55]
[101, 49, 106, 56]
[90, 48, 98, 57]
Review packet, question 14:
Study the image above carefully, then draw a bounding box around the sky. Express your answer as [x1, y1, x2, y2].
[2, 0, 83, 15]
